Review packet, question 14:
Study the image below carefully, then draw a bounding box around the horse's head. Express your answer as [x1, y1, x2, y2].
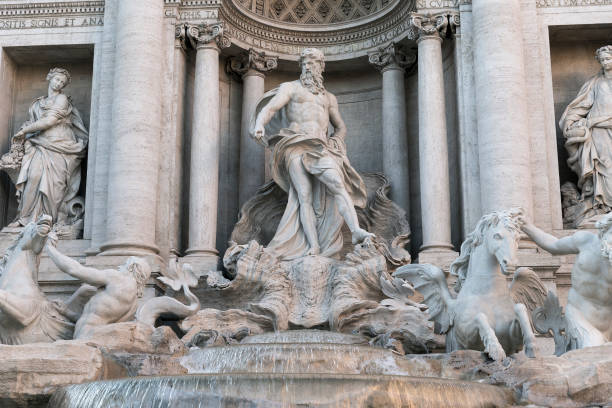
[483, 211, 522, 275]
[17, 215, 53, 254]
[451, 208, 524, 290]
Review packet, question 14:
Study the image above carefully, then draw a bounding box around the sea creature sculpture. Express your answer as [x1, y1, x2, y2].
[396, 208, 546, 361]
[136, 260, 200, 327]
[0, 215, 76, 344]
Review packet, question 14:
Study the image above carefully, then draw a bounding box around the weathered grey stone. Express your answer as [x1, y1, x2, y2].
[0, 342, 124, 408]
[489, 344, 612, 407]
[74, 322, 186, 356]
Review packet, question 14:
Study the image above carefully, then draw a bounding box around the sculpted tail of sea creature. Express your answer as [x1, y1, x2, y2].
[136, 260, 200, 327]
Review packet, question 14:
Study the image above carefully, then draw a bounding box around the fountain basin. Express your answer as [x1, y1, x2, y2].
[49, 373, 514, 408]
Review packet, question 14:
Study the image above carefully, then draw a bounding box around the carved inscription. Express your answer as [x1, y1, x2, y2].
[537, 0, 612, 6]
[0, 16, 103, 30]
[416, 0, 461, 8]
[166, 8, 219, 20]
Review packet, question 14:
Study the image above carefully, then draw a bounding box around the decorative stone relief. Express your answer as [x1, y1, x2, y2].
[559, 45, 612, 228]
[368, 42, 416, 73]
[234, 0, 395, 25]
[218, 0, 417, 60]
[227, 48, 279, 78]
[185, 22, 231, 49]
[396, 208, 547, 362]
[0, 68, 88, 239]
[408, 12, 449, 40]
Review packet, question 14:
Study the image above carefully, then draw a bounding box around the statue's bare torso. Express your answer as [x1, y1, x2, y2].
[282, 81, 332, 141]
[568, 233, 612, 338]
[523, 221, 612, 347]
[252, 57, 374, 254]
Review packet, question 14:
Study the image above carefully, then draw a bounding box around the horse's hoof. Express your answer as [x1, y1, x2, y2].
[487, 345, 507, 362]
[525, 346, 536, 358]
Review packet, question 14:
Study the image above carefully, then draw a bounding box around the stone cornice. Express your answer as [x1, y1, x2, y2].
[0, 1, 104, 17]
[227, 49, 278, 78]
[368, 43, 417, 73]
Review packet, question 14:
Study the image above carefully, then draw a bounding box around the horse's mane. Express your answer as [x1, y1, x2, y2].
[450, 208, 523, 292]
[0, 228, 27, 274]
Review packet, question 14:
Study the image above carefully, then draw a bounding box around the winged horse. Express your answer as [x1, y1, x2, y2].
[395, 208, 546, 361]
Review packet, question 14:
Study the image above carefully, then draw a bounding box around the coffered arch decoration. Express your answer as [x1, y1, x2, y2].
[216, 0, 417, 61]
[234, 0, 394, 24]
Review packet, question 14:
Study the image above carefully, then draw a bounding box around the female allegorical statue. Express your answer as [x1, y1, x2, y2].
[3, 68, 88, 228]
[560, 45, 612, 226]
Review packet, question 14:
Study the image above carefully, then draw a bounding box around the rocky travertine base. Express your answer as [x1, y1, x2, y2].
[2, 329, 612, 407]
[487, 344, 612, 407]
[0, 323, 187, 408]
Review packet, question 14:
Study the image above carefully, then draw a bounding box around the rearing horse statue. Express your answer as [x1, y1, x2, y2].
[0, 215, 78, 344]
[395, 208, 546, 361]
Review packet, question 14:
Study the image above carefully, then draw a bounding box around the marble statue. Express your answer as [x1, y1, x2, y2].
[251, 48, 373, 260]
[0, 68, 88, 235]
[45, 240, 151, 339]
[396, 208, 547, 362]
[522, 211, 612, 349]
[136, 260, 200, 327]
[560, 46, 612, 227]
[0, 215, 79, 344]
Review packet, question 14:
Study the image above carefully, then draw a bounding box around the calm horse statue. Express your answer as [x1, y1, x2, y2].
[396, 209, 546, 361]
[0, 215, 77, 344]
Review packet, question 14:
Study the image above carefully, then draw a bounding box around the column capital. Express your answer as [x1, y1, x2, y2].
[409, 13, 449, 43]
[448, 12, 461, 37]
[185, 22, 231, 51]
[368, 43, 416, 73]
[227, 49, 278, 79]
[175, 23, 188, 52]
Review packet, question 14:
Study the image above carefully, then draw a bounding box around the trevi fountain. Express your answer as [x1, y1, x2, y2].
[0, 0, 610, 407]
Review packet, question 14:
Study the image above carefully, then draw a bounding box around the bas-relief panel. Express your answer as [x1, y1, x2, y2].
[550, 39, 610, 191]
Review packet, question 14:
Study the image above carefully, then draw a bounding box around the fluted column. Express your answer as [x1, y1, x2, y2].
[411, 13, 454, 254]
[368, 43, 415, 217]
[472, 0, 533, 215]
[184, 23, 230, 271]
[228, 49, 278, 208]
[99, 0, 164, 257]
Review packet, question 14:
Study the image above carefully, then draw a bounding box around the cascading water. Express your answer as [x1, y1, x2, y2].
[48, 331, 514, 407]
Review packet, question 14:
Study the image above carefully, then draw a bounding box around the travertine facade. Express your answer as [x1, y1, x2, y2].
[0, 0, 609, 308]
